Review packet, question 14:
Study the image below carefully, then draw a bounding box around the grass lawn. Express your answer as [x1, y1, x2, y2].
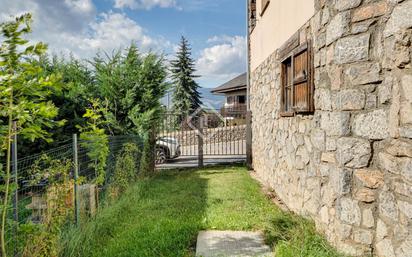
[61, 165, 345, 257]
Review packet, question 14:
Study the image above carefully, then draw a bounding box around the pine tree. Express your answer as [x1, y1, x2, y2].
[170, 36, 202, 124]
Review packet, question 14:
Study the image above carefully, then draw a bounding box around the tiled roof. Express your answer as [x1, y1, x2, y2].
[211, 73, 247, 94]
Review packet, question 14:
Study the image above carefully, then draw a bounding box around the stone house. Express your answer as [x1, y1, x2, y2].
[247, 0, 412, 256]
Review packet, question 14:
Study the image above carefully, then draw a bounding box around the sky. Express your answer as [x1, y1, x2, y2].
[0, 0, 247, 88]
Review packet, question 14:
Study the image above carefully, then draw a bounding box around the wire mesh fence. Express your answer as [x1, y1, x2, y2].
[4, 134, 144, 256]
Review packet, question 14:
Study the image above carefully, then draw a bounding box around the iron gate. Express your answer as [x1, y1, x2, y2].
[156, 109, 247, 164]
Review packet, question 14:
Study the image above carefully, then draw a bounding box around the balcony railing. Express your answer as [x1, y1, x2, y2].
[220, 104, 247, 118]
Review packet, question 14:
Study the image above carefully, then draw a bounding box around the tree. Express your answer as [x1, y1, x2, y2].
[93, 44, 168, 135]
[170, 36, 202, 124]
[93, 45, 168, 174]
[0, 14, 62, 256]
[17, 54, 95, 156]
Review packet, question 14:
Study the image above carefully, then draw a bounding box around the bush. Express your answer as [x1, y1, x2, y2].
[109, 143, 141, 199]
[16, 156, 74, 257]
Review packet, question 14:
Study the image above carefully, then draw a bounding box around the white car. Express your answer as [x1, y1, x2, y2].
[156, 137, 181, 164]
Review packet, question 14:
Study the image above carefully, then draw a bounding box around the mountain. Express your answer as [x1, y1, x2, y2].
[162, 87, 225, 110]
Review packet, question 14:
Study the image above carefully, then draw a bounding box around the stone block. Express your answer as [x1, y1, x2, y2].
[365, 94, 377, 109]
[379, 191, 399, 222]
[344, 62, 381, 85]
[394, 44, 411, 69]
[400, 158, 412, 182]
[352, 1, 389, 22]
[400, 102, 412, 125]
[296, 146, 310, 170]
[393, 181, 412, 197]
[337, 137, 371, 168]
[398, 200, 412, 219]
[331, 167, 353, 196]
[389, 78, 401, 138]
[314, 88, 332, 111]
[321, 152, 336, 163]
[328, 65, 343, 90]
[322, 183, 337, 207]
[326, 11, 350, 45]
[376, 219, 388, 241]
[326, 137, 337, 151]
[376, 239, 396, 257]
[338, 197, 361, 225]
[333, 89, 365, 110]
[335, 33, 370, 64]
[352, 109, 389, 140]
[400, 126, 412, 139]
[335, 0, 361, 11]
[321, 8, 330, 25]
[354, 169, 384, 189]
[352, 19, 376, 34]
[401, 75, 412, 101]
[335, 221, 352, 239]
[353, 228, 373, 245]
[320, 206, 329, 224]
[337, 240, 371, 256]
[362, 208, 374, 228]
[379, 152, 399, 174]
[386, 139, 412, 157]
[378, 76, 393, 104]
[384, 0, 412, 37]
[354, 188, 376, 203]
[396, 235, 412, 257]
[321, 112, 350, 136]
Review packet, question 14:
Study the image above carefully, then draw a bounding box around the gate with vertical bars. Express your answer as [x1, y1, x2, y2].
[156, 109, 247, 165]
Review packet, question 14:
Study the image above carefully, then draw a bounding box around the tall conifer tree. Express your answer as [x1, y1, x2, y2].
[170, 36, 202, 124]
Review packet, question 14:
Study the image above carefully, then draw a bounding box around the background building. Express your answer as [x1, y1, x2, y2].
[212, 73, 247, 125]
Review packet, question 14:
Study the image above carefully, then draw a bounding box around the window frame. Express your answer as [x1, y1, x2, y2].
[226, 96, 234, 105]
[280, 41, 314, 117]
[237, 95, 246, 105]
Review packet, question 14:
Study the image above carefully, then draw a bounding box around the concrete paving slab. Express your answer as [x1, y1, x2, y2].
[196, 231, 273, 257]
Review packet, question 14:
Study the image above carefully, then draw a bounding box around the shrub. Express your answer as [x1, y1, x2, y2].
[18, 156, 74, 257]
[109, 143, 141, 199]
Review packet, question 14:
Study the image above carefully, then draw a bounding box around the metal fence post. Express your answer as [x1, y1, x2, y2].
[12, 121, 18, 256]
[73, 134, 80, 225]
[198, 116, 204, 168]
[246, 111, 253, 170]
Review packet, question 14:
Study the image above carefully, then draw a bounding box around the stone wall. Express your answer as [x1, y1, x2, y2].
[250, 0, 412, 256]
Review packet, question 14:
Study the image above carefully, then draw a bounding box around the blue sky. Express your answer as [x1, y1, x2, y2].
[0, 0, 247, 88]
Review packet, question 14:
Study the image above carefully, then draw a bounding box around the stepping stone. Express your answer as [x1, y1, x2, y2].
[196, 231, 273, 257]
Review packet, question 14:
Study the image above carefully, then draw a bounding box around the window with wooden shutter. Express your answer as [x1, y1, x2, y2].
[261, 0, 270, 15]
[280, 41, 314, 116]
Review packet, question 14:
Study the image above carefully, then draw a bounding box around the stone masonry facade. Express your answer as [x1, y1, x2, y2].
[250, 0, 412, 256]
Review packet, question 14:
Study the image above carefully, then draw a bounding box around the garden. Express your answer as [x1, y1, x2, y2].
[61, 165, 345, 257]
[0, 14, 346, 257]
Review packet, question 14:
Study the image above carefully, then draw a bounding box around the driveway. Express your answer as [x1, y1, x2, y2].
[156, 155, 246, 169]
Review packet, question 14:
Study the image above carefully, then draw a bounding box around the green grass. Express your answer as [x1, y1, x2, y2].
[61, 165, 345, 257]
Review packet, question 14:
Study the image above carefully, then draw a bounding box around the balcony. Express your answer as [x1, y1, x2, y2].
[220, 104, 247, 118]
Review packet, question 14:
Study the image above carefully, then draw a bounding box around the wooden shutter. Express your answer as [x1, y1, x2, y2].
[292, 42, 313, 113]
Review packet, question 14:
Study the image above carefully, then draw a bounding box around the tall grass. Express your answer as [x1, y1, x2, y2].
[60, 165, 346, 257]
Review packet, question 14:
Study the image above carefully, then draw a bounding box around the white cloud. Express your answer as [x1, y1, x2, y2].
[114, 0, 177, 10]
[0, 0, 171, 59]
[64, 0, 95, 14]
[196, 35, 246, 85]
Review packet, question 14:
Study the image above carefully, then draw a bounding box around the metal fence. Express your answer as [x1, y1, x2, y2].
[157, 110, 247, 160]
[5, 134, 143, 256]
